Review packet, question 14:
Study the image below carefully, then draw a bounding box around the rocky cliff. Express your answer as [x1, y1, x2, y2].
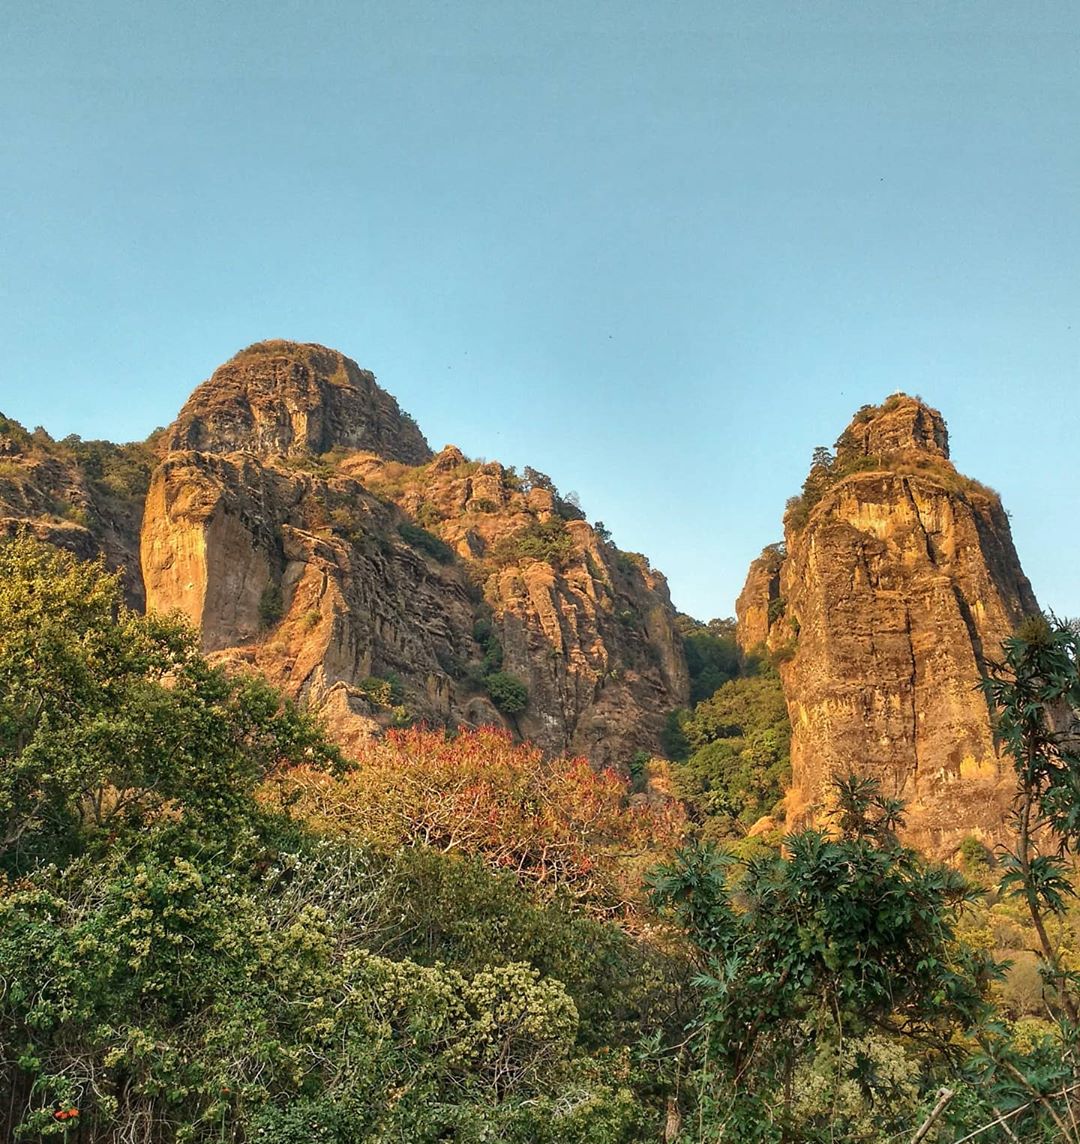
[167, 340, 432, 464]
[139, 341, 688, 764]
[736, 394, 1038, 851]
[0, 414, 154, 607]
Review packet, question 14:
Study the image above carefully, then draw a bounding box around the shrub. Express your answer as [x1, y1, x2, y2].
[398, 521, 455, 564]
[357, 674, 404, 708]
[490, 518, 576, 569]
[485, 671, 529, 714]
[259, 582, 284, 628]
[959, 834, 994, 871]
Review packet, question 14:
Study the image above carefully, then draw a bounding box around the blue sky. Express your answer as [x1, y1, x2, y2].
[1, 2, 1077, 620]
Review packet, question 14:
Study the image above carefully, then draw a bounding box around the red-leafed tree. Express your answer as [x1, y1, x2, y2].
[263, 726, 684, 913]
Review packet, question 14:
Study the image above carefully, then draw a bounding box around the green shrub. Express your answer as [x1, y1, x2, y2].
[485, 671, 529, 714]
[398, 521, 455, 563]
[490, 518, 575, 568]
[358, 674, 404, 707]
[959, 834, 994, 871]
[473, 615, 505, 673]
[259, 582, 284, 628]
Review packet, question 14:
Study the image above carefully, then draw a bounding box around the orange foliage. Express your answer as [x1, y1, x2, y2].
[262, 726, 684, 912]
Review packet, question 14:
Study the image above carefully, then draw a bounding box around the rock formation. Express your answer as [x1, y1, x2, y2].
[736, 394, 1039, 851]
[167, 340, 432, 464]
[139, 341, 688, 763]
[0, 415, 154, 607]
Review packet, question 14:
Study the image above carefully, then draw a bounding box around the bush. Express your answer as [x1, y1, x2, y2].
[357, 674, 404, 707]
[490, 517, 576, 569]
[259, 582, 284, 628]
[485, 671, 529, 714]
[959, 834, 994, 871]
[398, 520, 455, 563]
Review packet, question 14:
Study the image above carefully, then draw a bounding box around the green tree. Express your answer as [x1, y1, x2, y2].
[679, 616, 740, 704]
[673, 667, 791, 835]
[975, 615, 1080, 1140]
[0, 536, 656, 1141]
[649, 777, 992, 1141]
[0, 536, 339, 871]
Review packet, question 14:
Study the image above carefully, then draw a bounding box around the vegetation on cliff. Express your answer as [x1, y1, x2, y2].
[784, 393, 1000, 533]
[742, 392, 1039, 853]
[131, 341, 688, 769]
[662, 617, 791, 840]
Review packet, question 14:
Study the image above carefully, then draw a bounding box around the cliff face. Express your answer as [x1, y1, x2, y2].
[736, 395, 1038, 852]
[0, 416, 153, 607]
[140, 342, 688, 764]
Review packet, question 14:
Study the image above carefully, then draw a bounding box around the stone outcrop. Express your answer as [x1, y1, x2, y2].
[734, 543, 784, 652]
[736, 394, 1038, 852]
[140, 341, 688, 764]
[0, 417, 153, 607]
[167, 341, 432, 465]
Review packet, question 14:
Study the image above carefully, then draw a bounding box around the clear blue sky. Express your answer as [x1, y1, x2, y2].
[1, 2, 1077, 621]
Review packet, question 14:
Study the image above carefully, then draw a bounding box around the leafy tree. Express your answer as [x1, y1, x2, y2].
[264, 726, 684, 912]
[648, 777, 993, 1142]
[0, 537, 661, 1141]
[975, 615, 1080, 1139]
[0, 535, 337, 871]
[672, 666, 791, 835]
[679, 616, 740, 704]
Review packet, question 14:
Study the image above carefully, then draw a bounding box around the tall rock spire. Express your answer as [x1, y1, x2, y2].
[737, 393, 1038, 852]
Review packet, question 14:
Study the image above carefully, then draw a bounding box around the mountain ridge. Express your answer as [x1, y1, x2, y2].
[0, 357, 1041, 829]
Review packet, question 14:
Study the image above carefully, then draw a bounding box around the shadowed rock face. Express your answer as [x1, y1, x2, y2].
[736, 395, 1039, 854]
[167, 341, 432, 465]
[0, 420, 154, 608]
[141, 341, 688, 764]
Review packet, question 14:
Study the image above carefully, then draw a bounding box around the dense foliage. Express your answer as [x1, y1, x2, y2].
[649, 777, 993, 1141]
[676, 615, 740, 705]
[6, 534, 1080, 1141]
[671, 667, 791, 837]
[262, 725, 684, 912]
[663, 620, 791, 839]
[0, 538, 681, 1142]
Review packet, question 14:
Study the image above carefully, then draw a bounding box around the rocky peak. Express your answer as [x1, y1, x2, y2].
[140, 342, 688, 767]
[836, 393, 949, 464]
[165, 341, 432, 465]
[738, 394, 1038, 854]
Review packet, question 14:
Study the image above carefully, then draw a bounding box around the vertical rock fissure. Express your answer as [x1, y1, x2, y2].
[904, 601, 920, 781]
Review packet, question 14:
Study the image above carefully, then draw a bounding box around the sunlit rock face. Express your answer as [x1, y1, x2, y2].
[737, 395, 1039, 854]
[166, 340, 433, 464]
[141, 340, 688, 764]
